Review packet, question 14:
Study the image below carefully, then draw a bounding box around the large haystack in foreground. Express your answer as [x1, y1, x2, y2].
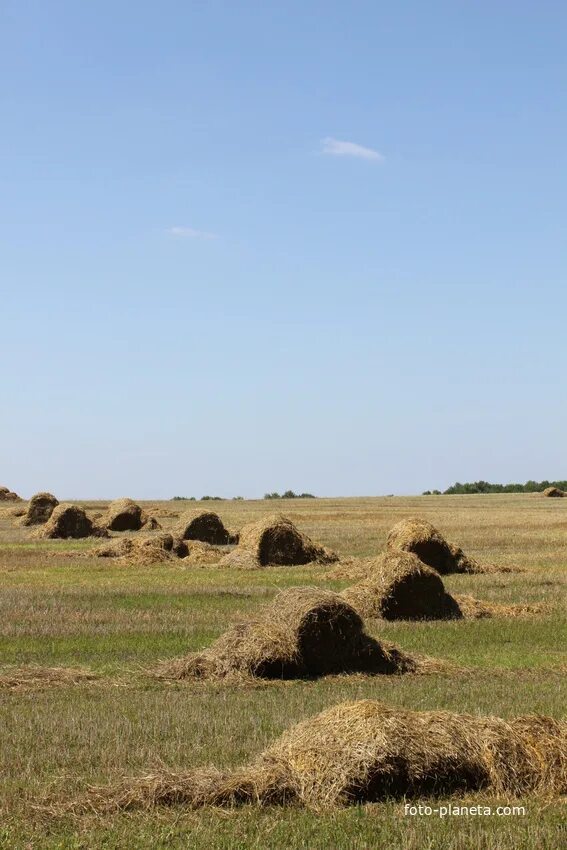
[103, 498, 160, 532]
[219, 514, 338, 569]
[387, 518, 484, 574]
[156, 587, 422, 681]
[341, 551, 461, 620]
[21, 492, 59, 526]
[543, 486, 564, 498]
[0, 486, 20, 502]
[40, 504, 107, 539]
[70, 700, 566, 813]
[175, 511, 234, 545]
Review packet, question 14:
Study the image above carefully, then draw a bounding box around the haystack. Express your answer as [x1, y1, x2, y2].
[219, 515, 338, 569]
[543, 486, 564, 498]
[156, 586, 425, 681]
[340, 551, 534, 620]
[181, 540, 226, 566]
[40, 504, 107, 539]
[0, 486, 20, 502]
[96, 533, 188, 565]
[387, 518, 483, 574]
[175, 510, 234, 545]
[341, 551, 461, 620]
[21, 492, 59, 526]
[103, 498, 160, 532]
[68, 700, 566, 813]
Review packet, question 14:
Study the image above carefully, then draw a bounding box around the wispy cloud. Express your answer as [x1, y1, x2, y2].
[168, 226, 218, 239]
[321, 137, 384, 162]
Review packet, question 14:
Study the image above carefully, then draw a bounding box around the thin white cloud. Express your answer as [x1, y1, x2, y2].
[168, 226, 218, 239]
[321, 137, 384, 162]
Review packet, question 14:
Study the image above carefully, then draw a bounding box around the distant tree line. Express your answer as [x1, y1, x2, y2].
[264, 491, 316, 500]
[423, 480, 567, 496]
[171, 495, 244, 501]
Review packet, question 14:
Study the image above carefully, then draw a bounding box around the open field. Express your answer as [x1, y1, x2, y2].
[0, 494, 565, 849]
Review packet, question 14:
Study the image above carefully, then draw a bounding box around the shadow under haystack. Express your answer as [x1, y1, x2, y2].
[175, 510, 236, 545]
[155, 586, 429, 681]
[67, 699, 566, 814]
[103, 498, 160, 532]
[40, 504, 108, 539]
[219, 514, 338, 569]
[20, 492, 59, 526]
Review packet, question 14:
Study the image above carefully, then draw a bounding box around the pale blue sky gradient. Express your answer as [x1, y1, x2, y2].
[1, 1, 565, 498]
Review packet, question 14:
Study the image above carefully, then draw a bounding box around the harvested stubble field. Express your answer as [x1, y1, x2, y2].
[0, 494, 565, 849]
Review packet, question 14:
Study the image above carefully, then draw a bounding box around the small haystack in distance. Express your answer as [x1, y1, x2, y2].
[21, 492, 59, 526]
[219, 514, 338, 569]
[97, 536, 225, 567]
[181, 540, 227, 566]
[103, 498, 160, 532]
[0, 486, 21, 502]
[96, 533, 188, 565]
[40, 504, 107, 539]
[387, 517, 484, 574]
[66, 700, 566, 813]
[543, 486, 564, 498]
[156, 586, 428, 681]
[341, 551, 461, 620]
[175, 510, 234, 545]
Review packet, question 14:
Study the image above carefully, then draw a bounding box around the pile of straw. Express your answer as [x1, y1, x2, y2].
[175, 510, 236, 544]
[155, 587, 429, 681]
[341, 551, 539, 620]
[102, 498, 160, 532]
[40, 504, 107, 539]
[387, 518, 506, 574]
[219, 515, 338, 569]
[60, 700, 566, 813]
[20, 492, 59, 526]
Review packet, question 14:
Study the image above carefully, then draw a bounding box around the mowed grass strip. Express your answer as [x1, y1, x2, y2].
[0, 583, 563, 670]
[2, 804, 565, 850]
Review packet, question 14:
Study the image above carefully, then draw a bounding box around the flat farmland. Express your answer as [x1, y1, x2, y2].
[0, 494, 565, 849]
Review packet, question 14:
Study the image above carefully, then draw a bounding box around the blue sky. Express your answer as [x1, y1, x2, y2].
[1, 1, 566, 499]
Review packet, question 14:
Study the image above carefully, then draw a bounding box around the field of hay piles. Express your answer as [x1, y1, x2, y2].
[0, 493, 565, 849]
